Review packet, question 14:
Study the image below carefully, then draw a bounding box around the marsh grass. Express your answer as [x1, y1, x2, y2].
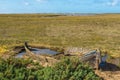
[0, 14, 120, 57]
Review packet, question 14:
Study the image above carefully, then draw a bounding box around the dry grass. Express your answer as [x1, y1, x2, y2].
[0, 14, 120, 57]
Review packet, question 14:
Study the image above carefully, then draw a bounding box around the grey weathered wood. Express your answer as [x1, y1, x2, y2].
[80, 50, 97, 61]
[64, 47, 91, 56]
[23, 42, 59, 67]
[95, 49, 103, 70]
[80, 49, 102, 70]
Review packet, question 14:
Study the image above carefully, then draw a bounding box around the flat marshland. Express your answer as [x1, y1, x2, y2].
[0, 14, 120, 57]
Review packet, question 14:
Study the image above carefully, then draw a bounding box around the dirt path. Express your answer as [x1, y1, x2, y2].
[95, 71, 120, 80]
[95, 61, 120, 80]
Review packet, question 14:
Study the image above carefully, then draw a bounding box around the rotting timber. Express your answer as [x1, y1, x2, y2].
[23, 42, 106, 69]
[64, 47, 107, 70]
[23, 42, 59, 67]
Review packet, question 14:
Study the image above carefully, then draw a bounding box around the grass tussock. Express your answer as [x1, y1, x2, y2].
[0, 45, 8, 54]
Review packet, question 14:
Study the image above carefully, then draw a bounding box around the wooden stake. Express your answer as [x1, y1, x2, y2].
[95, 49, 102, 70]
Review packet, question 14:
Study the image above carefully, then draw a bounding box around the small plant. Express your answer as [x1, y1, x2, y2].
[0, 45, 8, 54]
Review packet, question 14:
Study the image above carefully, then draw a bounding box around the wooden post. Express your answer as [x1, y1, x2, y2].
[95, 53, 99, 70]
[98, 49, 102, 64]
[24, 42, 29, 49]
[95, 49, 101, 70]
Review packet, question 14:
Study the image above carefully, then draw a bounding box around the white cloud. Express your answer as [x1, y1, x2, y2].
[24, 2, 30, 6]
[94, 0, 120, 7]
[36, 0, 42, 2]
[36, 0, 47, 3]
[107, 0, 120, 6]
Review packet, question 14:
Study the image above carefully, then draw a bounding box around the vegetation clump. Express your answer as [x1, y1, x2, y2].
[0, 45, 8, 54]
[0, 57, 101, 80]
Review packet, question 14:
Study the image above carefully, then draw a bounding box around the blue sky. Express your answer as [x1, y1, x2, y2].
[0, 0, 120, 13]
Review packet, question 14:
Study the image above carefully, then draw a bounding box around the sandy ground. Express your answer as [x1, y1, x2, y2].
[95, 71, 120, 80]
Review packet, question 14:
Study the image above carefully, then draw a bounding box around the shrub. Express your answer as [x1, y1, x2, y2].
[0, 57, 101, 80]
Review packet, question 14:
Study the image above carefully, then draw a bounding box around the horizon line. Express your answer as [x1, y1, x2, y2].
[0, 12, 120, 15]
